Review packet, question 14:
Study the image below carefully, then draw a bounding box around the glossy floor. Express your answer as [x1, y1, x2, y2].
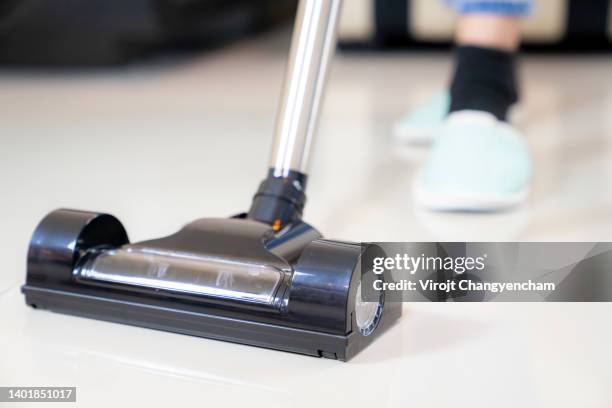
[1, 33, 612, 407]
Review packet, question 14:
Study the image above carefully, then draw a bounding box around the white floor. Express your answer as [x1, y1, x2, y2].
[1, 32, 612, 407]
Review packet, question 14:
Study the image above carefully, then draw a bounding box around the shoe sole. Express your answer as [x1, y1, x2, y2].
[413, 180, 530, 212]
[392, 123, 437, 145]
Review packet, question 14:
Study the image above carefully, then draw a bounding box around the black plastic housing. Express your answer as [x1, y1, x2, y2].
[23, 209, 401, 361]
[248, 169, 307, 228]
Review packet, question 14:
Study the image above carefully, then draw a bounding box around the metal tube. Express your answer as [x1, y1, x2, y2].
[269, 0, 342, 177]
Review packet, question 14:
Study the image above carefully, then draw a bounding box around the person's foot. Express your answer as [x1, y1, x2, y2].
[393, 91, 450, 145]
[414, 110, 531, 212]
[393, 91, 523, 145]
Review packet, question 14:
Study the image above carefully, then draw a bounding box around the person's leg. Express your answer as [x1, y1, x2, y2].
[413, 0, 534, 211]
[455, 14, 521, 51]
[450, 14, 521, 121]
[394, 1, 531, 142]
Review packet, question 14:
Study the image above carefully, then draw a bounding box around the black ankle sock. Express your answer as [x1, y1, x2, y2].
[449, 45, 519, 121]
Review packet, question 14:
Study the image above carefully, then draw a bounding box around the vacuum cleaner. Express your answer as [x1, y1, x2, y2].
[22, 0, 401, 361]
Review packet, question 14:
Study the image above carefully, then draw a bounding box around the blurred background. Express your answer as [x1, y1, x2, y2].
[1, 0, 612, 65]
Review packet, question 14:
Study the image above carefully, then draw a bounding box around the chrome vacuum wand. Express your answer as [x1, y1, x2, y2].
[270, 0, 342, 176]
[248, 0, 342, 228]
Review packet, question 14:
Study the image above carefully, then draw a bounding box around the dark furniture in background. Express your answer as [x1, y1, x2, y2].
[339, 0, 612, 52]
[0, 0, 297, 65]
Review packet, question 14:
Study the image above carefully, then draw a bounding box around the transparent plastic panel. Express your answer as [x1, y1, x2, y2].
[77, 247, 284, 305]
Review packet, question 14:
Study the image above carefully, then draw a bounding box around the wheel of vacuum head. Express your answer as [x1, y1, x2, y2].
[26, 209, 129, 287]
[290, 239, 386, 337]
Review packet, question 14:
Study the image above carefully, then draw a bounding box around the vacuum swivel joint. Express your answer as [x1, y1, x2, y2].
[248, 169, 307, 229]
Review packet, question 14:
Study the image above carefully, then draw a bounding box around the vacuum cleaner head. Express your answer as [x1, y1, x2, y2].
[22, 0, 401, 360]
[23, 209, 401, 360]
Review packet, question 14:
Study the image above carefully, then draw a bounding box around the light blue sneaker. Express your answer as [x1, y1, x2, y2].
[394, 92, 522, 145]
[393, 91, 450, 145]
[414, 111, 532, 211]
